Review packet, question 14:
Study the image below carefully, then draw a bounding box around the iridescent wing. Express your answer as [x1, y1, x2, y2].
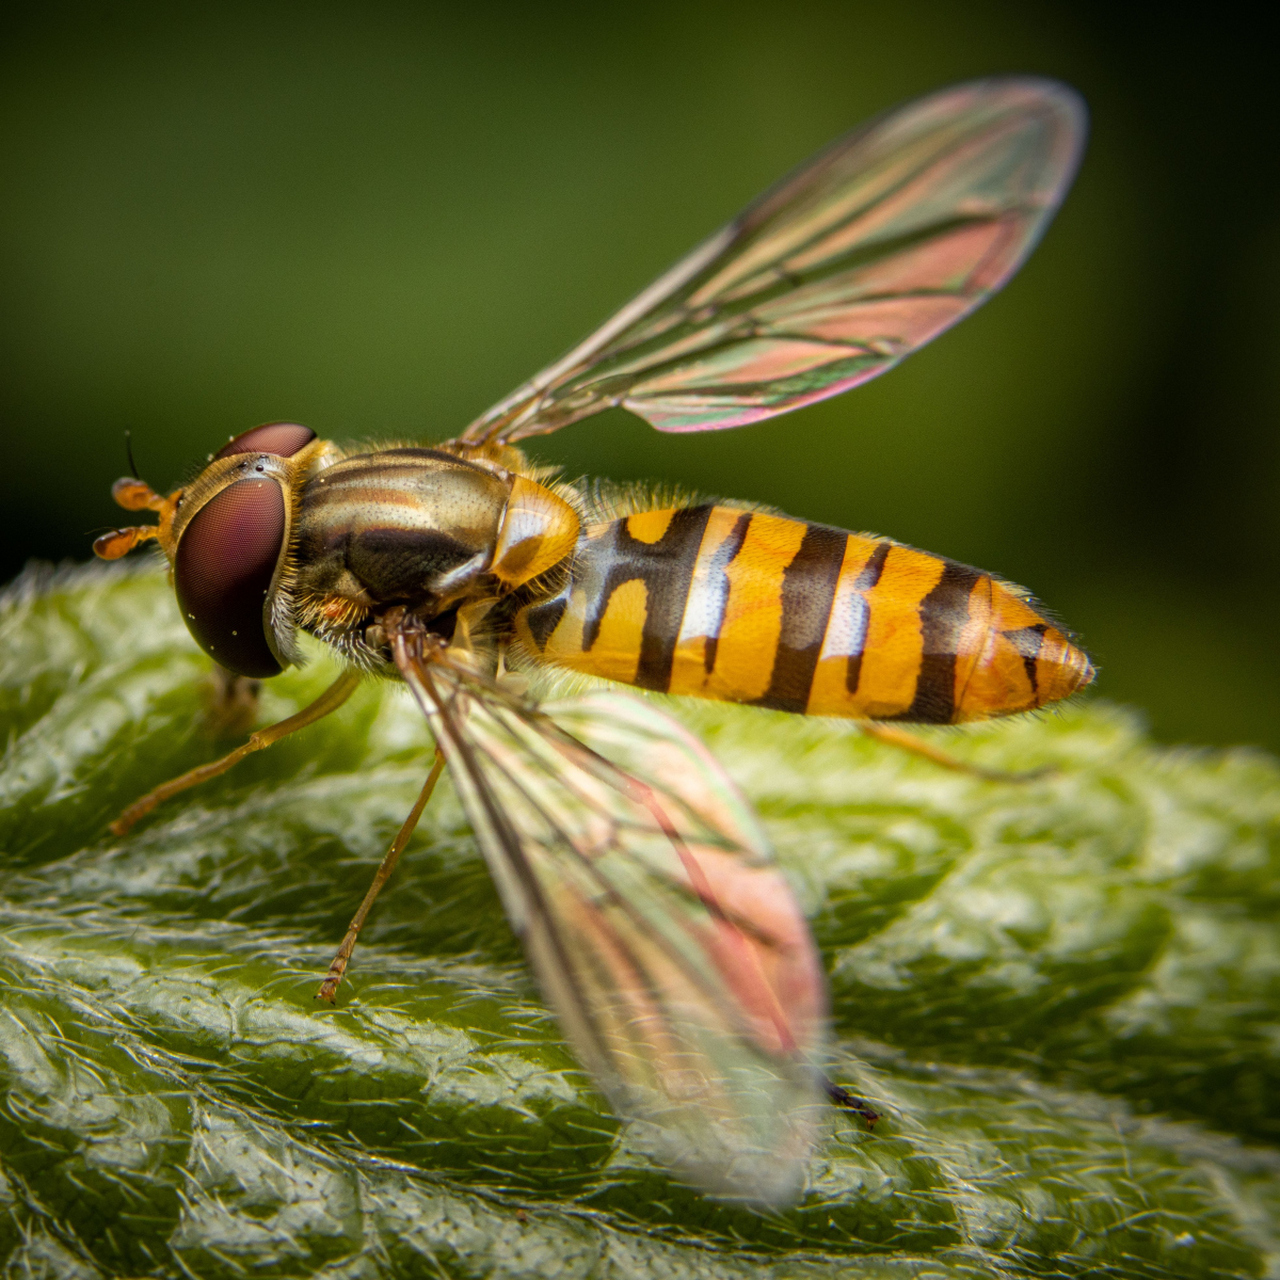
[389, 626, 828, 1205]
[457, 77, 1084, 444]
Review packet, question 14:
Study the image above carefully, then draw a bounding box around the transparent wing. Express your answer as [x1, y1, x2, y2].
[389, 629, 828, 1205]
[458, 77, 1084, 444]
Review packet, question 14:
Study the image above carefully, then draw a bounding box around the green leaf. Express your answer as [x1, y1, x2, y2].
[3, 563, 1279, 1279]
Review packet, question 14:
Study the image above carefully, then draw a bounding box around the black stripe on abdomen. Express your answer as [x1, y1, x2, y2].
[891, 559, 983, 724]
[520, 591, 568, 650]
[754, 523, 848, 713]
[583, 505, 714, 693]
[1002, 624, 1049, 698]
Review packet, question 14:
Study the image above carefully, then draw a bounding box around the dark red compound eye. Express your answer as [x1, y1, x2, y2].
[174, 478, 287, 678]
[214, 422, 316, 460]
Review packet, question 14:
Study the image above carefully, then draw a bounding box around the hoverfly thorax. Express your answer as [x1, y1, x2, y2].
[288, 447, 580, 672]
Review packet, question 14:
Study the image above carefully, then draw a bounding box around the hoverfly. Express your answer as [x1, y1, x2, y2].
[93, 78, 1091, 1206]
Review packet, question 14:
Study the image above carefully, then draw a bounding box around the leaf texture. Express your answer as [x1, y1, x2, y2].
[3, 564, 1280, 1279]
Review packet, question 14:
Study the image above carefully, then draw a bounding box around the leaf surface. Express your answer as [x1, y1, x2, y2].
[3, 565, 1279, 1278]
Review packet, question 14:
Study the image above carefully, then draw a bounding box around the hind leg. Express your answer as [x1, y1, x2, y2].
[316, 749, 446, 1003]
[860, 722, 1052, 783]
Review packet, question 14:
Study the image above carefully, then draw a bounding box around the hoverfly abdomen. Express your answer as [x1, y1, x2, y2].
[516, 506, 1093, 724]
[805, 538, 1093, 723]
[516, 504, 718, 691]
[950, 578, 1095, 722]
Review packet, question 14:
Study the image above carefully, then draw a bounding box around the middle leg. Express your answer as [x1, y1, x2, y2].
[316, 748, 447, 1003]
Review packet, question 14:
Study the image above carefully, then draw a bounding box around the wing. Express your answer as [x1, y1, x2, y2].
[389, 626, 828, 1205]
[457, 77, 1085, 444]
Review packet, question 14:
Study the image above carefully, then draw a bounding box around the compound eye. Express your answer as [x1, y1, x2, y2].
[174, 478, 287, 678]
[215, 422, 316, 460]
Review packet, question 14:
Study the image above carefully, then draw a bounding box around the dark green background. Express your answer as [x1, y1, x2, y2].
[2, 2, 1276, 750]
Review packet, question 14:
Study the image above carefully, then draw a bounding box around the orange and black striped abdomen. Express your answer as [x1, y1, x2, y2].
[515, 505, 1093, 723]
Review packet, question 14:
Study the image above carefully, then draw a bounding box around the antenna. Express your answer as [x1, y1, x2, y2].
[124, 429, 140, 480]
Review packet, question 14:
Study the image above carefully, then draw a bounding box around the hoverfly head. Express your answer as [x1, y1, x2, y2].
[95, 422, 327, 679]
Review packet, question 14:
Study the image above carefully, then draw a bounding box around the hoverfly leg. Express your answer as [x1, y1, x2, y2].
[316, 748, 446, 1003]
[823, 1076, 880, 1127]
[205, 664, 263, 739]
[109, 669, 361, 836]
[860, 722, 1054, 783]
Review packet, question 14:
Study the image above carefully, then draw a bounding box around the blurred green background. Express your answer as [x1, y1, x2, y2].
[2, 1, 1276, 751]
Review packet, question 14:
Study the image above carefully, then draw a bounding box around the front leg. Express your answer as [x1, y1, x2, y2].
[204, 664, 263, 739]
[110, 669, 361, 835]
